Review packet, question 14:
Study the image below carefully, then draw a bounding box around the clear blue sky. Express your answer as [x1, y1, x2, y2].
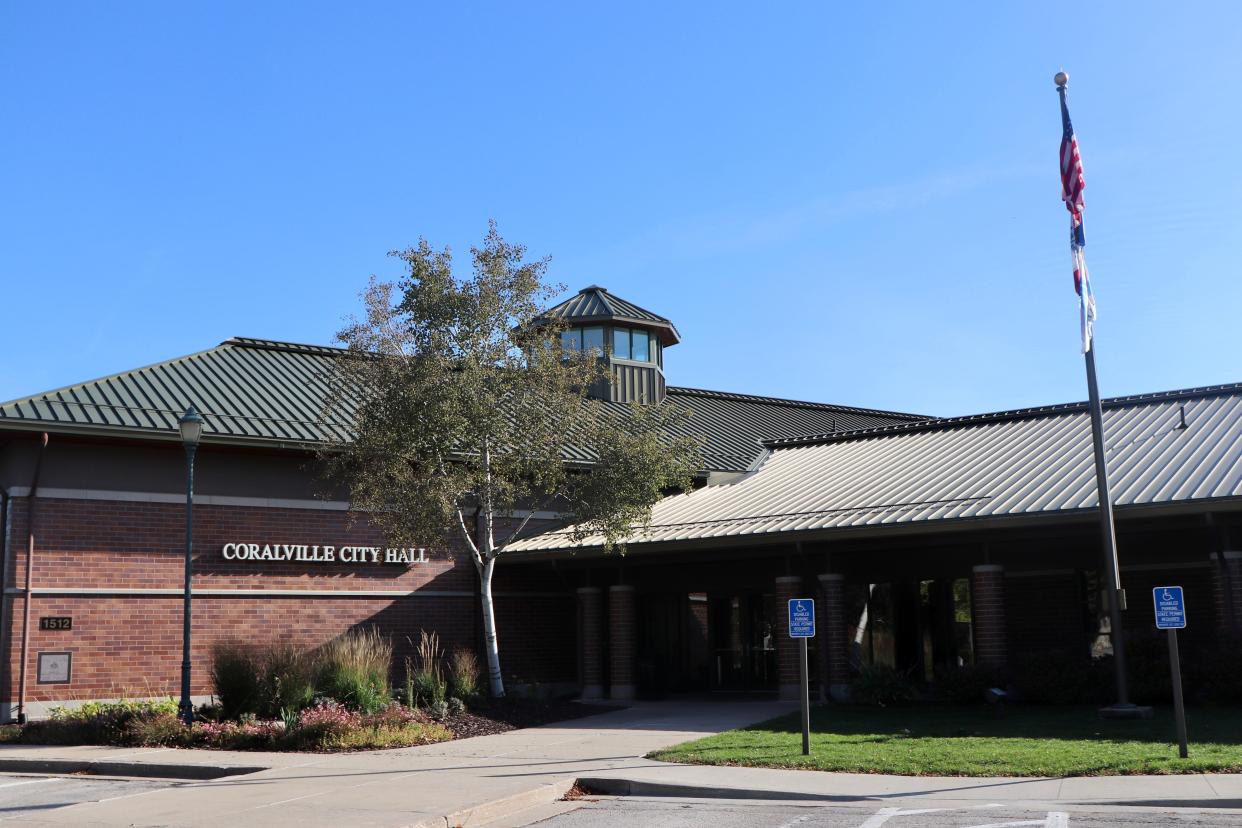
[3, 2, 1240, 417]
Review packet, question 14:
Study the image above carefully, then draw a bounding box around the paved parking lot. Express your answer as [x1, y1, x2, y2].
[529, 798, 1242, 828]
[0, 774, 173, 822]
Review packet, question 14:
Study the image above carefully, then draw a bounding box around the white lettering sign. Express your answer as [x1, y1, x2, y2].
[220, 543, 428, 565]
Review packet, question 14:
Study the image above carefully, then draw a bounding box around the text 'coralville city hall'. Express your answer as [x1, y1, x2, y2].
[2, 286, 1241, 718]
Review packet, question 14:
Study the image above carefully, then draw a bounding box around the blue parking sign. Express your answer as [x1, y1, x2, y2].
[1153, 586, 1186, 630]
[788, 599, 815, 638]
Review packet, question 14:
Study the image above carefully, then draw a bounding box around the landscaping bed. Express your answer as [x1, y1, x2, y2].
[0, 629, 618, 753]
[649, 704, 1242, 777]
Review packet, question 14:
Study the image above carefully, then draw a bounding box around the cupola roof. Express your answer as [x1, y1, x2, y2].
[536, 286, 681, 346]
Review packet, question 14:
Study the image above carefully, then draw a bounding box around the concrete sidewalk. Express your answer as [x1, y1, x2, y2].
[580, 763, 1242, 813]
[2, 700, 1241, 826]
[0, 700, 796, 827]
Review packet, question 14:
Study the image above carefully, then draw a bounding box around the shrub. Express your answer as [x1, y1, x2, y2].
[850, 664, 917, 707]
[120, 712, 191, 747]
[27, 699, 180, 746]
[448, 649, 481, 701]
[933, 663, 1005, 705]
[289, 703, 450, 751]
[408, 631, 447, 709]
[259, 642, 316, 718]
[315, 628, 392, 714]
[211, 640, 263, 719]
[1123, 632, 1173, 705]
[448, 697, 466, 716]
[195, 718, 285, 750]
[1010, 649, 1111, 704]
[1188, 632, 1242, 704]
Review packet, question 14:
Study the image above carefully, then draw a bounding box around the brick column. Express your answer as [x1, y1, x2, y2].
[775, 575, 804, 701]
[577, 587, 604, 699]
[817, 573, 849, 702]
[608, 585, 636, 701]
[1212, 551, 1242, 634]
[971, 565, 1007, 669]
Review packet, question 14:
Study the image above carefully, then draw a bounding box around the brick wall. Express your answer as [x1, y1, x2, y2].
[2, 496, 573, 705]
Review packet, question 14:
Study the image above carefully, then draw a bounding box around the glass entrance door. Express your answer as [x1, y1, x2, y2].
[708, 592, 778, 693]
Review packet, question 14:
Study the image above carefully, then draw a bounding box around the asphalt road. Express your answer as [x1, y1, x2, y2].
[531, 798, 1242, 828]
[0, 774, 172, 822]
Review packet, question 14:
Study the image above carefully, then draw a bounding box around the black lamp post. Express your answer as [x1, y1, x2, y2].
[178, 405, 204, 726]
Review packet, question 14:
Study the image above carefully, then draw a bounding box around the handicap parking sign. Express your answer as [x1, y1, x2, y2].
[788, 599, 815, 638]
[1153, 586, 1186, 630]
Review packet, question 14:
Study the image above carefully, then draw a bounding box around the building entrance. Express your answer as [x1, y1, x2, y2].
[708, 592, 778, 693]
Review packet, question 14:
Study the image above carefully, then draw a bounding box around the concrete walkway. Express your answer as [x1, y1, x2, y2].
[2, 700, 1241, 826]
[0, 700, 795, 827]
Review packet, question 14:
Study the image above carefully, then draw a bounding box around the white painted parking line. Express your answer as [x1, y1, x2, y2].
[0, 778, 64, 790]
[962, 815, 1069, 828]
[857, 805, 1067, 828]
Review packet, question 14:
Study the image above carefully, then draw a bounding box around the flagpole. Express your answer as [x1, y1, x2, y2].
[1083, 339, 1131, 709]
[1055, 73, 1137, 714]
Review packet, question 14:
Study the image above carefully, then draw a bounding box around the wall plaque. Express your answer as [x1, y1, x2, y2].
[37, 652, 71, 684]
[39, 616, 72, 631]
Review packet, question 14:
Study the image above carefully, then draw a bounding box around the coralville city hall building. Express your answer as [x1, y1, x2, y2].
[2, 286, 1241, 719]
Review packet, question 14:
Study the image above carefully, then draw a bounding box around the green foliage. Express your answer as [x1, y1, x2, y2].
[1011, 650, 1111, 705]
[26, 699, 179, 746]
[314, 628, 393, 714]
[322, 224, 703, 698]
[259, 642, 317, 718]
[565, 401, 699, 551]
[448, 697, 466, 716]
[407, 631, 447, 709]
[933, 663, 1005, 705]
[321, 222, 608, 557]
[447, 648, 481, 701]
[119, 712, 190, 747]
[849, 664, 917, 707]
[651, 704, 1242, 777]
[1188, 632, 1242, 704]
[211, 640, 263, 719]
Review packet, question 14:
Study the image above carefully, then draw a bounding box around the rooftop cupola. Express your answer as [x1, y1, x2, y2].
[535, 285, 679, 404]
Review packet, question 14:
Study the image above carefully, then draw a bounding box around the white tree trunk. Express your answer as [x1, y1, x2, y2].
[479, 556, 505, 698]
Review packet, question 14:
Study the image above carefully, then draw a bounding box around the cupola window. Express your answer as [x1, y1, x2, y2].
[560, 326, 605, 355]
[611, 327, 651, 362]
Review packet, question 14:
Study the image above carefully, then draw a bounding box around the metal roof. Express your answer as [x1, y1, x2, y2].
[508, 382, 1242, 553]
[0, 338, 922, 471]
[536, 286, 682, 345]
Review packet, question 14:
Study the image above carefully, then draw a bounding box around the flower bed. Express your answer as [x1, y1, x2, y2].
[0, 699, 452, 752]
[0, 630, 620, 753]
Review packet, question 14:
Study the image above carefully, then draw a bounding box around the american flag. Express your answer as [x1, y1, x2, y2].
[1059, 86, 1096, 353]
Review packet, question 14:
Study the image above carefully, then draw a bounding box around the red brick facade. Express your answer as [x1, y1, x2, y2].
[774, 575, 803, 700]
[971, 565, 1007, 669]
[1, 495, 574, 709]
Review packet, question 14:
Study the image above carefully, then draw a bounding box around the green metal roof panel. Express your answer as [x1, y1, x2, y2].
[537, 286, 682, 344]
[0, 338, 926, 469]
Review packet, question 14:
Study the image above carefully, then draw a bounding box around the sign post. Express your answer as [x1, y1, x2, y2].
[1153, 586, 1189, 759]
[788, 598, 815, 756]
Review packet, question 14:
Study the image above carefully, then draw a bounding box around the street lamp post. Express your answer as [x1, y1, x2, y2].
[178, 405, 204, 726]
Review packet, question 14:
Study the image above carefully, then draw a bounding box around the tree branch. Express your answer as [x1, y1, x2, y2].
[497, 497, 549, 552]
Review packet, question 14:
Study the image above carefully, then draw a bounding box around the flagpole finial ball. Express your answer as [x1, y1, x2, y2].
[1054, 71, 1069, 87]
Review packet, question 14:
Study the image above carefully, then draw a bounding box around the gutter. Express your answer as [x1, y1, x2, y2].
[16, 433, 48, 724]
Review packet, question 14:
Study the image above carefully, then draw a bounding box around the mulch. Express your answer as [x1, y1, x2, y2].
[442, 698, 622, 740]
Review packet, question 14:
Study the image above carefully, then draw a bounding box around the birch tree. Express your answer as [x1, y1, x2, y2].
[323, 223, 698, 697]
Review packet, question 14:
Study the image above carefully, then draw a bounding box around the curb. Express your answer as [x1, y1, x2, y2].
[577, 776, 852, 802]
[411, 777, 577, 828]
[0, 757, 269, 780]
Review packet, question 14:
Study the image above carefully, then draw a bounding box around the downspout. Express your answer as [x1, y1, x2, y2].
[16, 433, 48, 724]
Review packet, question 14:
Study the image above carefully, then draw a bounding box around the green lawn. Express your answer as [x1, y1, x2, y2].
[649, 705, 1242, 777]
